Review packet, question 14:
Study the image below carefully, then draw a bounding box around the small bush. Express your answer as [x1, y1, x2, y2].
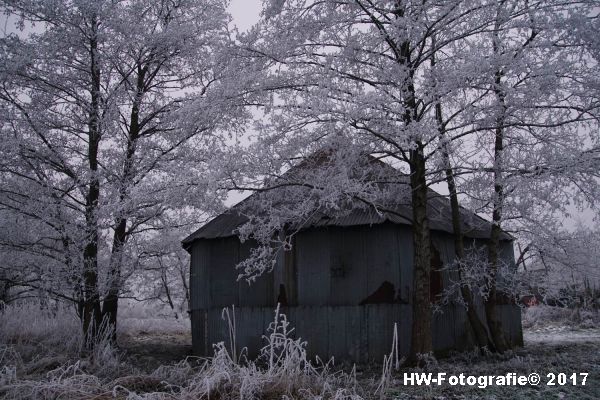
[522, 305, 600, 329]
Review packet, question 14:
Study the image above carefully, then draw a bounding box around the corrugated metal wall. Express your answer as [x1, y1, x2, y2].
[190, 237, 275, 310]
[295, 224, 414, 305]
[190, 304, 522, 362]
[189, 223, 523, 362]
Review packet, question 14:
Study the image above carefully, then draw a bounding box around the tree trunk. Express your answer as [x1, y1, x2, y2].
[408, 147, 433, 361]
[434, 100, 494, 351]
[485, 119, 510, 353]
[0, 278, 8, 308]
[82, 15, 103, 348]
[179, 258, 191, 317]
[486, 235, 509, 352]
[102, 218, 126, 342]
[392, 4, 433, 362]
[102, 65, 146, 341]
[447, 165, 494, 350]
[484, 18, 511, 352]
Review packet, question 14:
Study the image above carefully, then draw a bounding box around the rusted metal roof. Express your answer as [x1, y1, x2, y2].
[182, 154, 512, 246]
[182, 188, 510, 245]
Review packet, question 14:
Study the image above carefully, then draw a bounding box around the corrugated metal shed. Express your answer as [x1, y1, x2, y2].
[185, 152, 522, 362]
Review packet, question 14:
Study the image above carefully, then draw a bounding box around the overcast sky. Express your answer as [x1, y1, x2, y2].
[229, 0, 262, 31]
[1, 1, 263, 36]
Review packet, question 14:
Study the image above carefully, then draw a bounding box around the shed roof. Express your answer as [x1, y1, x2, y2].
[182, 153, 512, 246]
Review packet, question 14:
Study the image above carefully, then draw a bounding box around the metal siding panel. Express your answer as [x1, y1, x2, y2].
[237, 240, 274, 307]
[329, 227, 368, 305]
[367, 305, 395, 362]
[191, 309, 207, 356]
[296, 230, 331, 305]
[284, 243, 298, 306]
[501, 241, 516, 269]
[397, 304, 412, 356]
[273, 244, 285, 305]
[512, 305, 524, 346]
[209, 238, 239, 307]
[431, 233, 459, 293]
[433, 307, 456, 353]
[234, 307, 251, 357]
[365, 225, 401, 301]
[328, 306, 349, 361]
[190, 241, 210, 310]
[198, 304, 504, 363]
[500, 304, 523, 347]
[292, 307, 325, 361]
[344, 306, 362, 362]
[359, 306, 369, 363]
[451, 305, 471, 351]
[206, 308, 224, 355]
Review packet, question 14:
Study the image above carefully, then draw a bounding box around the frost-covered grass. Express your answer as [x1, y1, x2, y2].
[117, 300, 190, 337]
[522, 304, 600, 329]
[383, 329, 600, 399]
[0, 303, 368, 399]
[0, 302, 126, 385]
[1, 302, 598, 399]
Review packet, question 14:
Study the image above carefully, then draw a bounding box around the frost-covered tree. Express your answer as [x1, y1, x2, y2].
[447, 0, 600, 350]
[523, 225, 600, 307]
[0, 0, 245, 344]
[226, 0, 600, 359]
[229, 0, 507, 361]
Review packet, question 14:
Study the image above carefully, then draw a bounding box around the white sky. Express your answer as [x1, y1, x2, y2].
[229, 0, 262, 31]
[1, 1, 263, 36]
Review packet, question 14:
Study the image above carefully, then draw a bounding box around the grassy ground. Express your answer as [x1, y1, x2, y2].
[113, 307, 600, 399]
[1, 304, 599, 399]
[110, 324, 600, 399]
[382, 327, 600, 399]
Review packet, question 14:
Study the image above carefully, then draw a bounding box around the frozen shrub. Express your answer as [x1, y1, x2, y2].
[0, 302, 82, 357]
[176, 305, 366, 400]
[522, 305, 600, 329]
[150, 359, 196, 386]
[0, 365, 17, 386]
[0, 345, 22, 369]
[1, 362, 106, 400]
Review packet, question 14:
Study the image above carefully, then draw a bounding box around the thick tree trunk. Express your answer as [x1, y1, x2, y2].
[102, 217, 126, 342]
[408, 147, 433, 361]
[485, 121, 510, 353]
[484, 60, 510, 353]
[392, 5, 433, 362]
[82, 15, 103, 348]
[486, 228, 509, 352]
[102, 65, 145, 341]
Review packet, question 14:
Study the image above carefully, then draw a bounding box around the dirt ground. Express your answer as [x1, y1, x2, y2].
[119, 331, 193, 373]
